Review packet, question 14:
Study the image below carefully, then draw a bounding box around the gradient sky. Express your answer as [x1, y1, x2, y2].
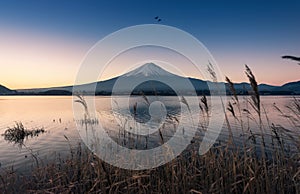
[0, 0, 299, 89]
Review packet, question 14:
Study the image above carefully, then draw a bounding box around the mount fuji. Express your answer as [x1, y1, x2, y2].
[11, 63, 300, 95]
[122, 63, 177, 77]
[108, 62, 202, 95]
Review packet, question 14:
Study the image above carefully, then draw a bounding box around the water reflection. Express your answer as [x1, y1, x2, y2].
[128, 95, 181, 123]
[81, 95, 199, 151]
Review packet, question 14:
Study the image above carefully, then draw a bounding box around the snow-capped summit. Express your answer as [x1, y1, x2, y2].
[122, 63, 177, 77]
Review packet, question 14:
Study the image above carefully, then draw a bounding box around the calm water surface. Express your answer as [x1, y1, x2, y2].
[0, 96, 298, 172]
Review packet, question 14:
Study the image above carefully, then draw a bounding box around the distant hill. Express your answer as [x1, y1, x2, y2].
[0, 85, 16, 95]
[4, 63, 300, 96]
[37, 90, 72, 95]
[280, 81, 300, 92]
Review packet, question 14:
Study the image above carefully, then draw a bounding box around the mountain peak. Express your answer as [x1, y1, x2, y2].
[122, 63, 176, 77]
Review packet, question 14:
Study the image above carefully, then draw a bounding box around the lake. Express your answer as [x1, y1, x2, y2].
[0, 95, 298, 172]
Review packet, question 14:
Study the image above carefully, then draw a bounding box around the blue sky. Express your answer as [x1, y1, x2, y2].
[0, 0, 299, 88]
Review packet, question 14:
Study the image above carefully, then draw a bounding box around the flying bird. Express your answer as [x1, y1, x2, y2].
[282, 55, 300, 65]
[154, 16, 162, 23]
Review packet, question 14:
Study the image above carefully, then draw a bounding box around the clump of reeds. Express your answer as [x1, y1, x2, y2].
[1, 129, 299, 194]
[2, 122, 45, 145]
[75, 94, 99, 129]
[74, 94, 89, 115]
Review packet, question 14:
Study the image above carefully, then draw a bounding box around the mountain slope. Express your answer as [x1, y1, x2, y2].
[280, 81, 300, 92]
[0, 85, 16, 95]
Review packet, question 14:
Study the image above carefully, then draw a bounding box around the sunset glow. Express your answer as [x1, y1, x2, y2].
[0, 1, 299, 89]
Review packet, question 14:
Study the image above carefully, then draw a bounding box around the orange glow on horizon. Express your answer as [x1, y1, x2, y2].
[1, 27, 299, 90]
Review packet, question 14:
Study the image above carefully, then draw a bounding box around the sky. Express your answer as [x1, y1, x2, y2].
[0, 0, 299, 89]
